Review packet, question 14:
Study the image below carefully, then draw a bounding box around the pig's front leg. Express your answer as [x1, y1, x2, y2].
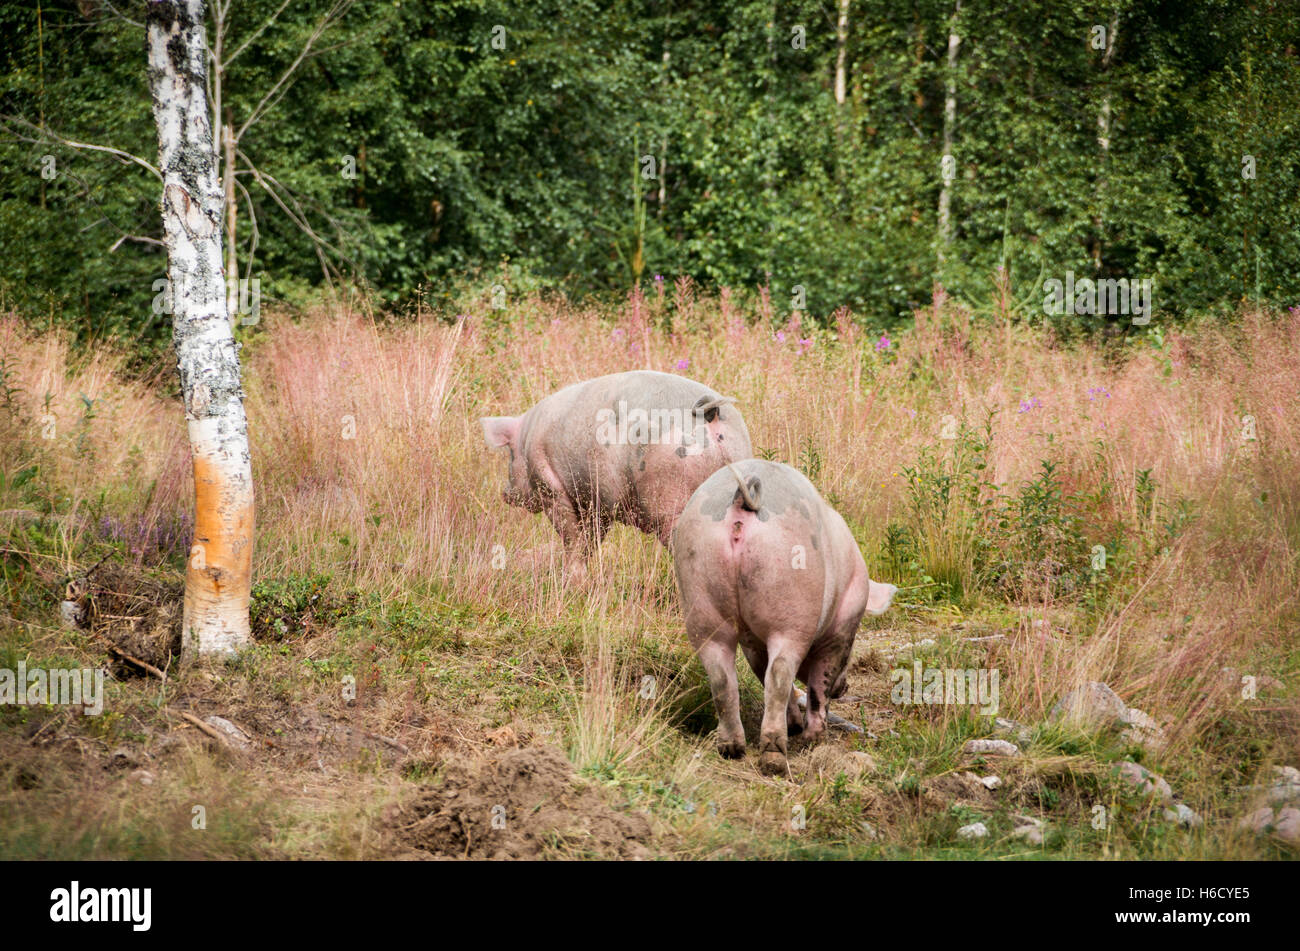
[691, 617, 745, 758]
[803, 607, 865, 742]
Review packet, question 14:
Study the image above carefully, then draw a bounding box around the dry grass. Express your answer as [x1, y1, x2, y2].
[1, 288, 1297, 858]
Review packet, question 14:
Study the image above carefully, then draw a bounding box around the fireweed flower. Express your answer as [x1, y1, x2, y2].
[797, 338, 813, 355]
[1018, 397, 1042, 413]
[875, 334, 891, 352]
[675, 358, 690, 370]
[775, 330, 786, 343]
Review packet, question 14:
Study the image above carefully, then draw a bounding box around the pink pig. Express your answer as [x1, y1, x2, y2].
[673, 459, 897, 774]
[481, 371, 752, 560]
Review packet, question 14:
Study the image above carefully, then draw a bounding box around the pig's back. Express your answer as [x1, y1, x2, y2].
[523, 371, 749, 508]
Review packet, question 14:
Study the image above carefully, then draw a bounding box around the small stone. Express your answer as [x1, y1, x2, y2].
[843, 751, 876, 776]
[1115, 761, 1173, 803]
[1122, 707, 1159, 731]
[964, 739, 1019, 757]
[1051, 682, 1128, 728]
[860, 821, 878, 840]
[1010, 818, 1044, 845]
[1163, 803, 1203, 828]
[1238, 807, 1275, 835]
[957, 821, 988, 840]
[1274, 766, 1300, 784]
[130, 769, 155, 787]
[204, 715, 252, 750]
[978, 775, 1001, 790]
[59, 599, 83, 628]
[1275, 807, 1300, 845]
[1120, 725, 1168, 753]
[991, 717, 1034, 745]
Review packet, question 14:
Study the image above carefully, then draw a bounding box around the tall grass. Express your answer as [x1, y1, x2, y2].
[2, 292, 1297, 768]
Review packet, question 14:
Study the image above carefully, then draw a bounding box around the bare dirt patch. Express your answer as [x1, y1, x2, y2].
[391, 745, 657, 859]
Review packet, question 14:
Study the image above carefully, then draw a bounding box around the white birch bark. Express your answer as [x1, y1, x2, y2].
[147, 0, 254, 662]
[1095, 13, 1118, 272]
[937, 0, 961, 268]
[835, 0, 850, 106]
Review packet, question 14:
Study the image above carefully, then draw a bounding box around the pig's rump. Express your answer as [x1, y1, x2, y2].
[673, 461, 852, 642]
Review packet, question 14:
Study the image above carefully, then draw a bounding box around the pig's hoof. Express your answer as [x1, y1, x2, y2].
[758, 751, 789, 776]
[717, 738, 746, 759]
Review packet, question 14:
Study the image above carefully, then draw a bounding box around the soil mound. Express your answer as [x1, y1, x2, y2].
[393, 745, 655, 860]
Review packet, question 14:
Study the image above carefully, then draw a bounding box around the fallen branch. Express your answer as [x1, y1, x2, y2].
[84, 629, 168, 681]
[176, 712, 226, 743]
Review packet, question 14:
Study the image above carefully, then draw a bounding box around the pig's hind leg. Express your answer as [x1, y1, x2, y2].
[688, 609, 746, 759]
[757, 639, 805, 776]
[740, 639, 805, 735]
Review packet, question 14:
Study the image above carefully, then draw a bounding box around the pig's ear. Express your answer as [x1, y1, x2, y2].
[480, 416, 520, 450]
[865, 580, 898, 617]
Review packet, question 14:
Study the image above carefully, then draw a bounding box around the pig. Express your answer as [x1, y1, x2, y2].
[672, 459, 897, 775]
[480, 371, 752, 562]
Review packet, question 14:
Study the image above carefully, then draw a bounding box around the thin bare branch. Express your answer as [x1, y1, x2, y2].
[224, 0, 294, 66]
[235, 0, 355, 142]
[2, 115, 161, 180]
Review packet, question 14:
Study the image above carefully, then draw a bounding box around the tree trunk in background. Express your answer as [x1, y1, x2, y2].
[1095, 12, 1118, 273]
[936, 0, 961, 271]
[834, 0, 850, 106]
[147, 0, 254, 662]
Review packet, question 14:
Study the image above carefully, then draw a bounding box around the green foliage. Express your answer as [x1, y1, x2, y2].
[2, 0, 1298, 353]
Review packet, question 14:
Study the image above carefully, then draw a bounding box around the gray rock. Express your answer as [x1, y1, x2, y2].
[957, 821, 988, 840]
[1274, 766, 1300, 784]
[1236, 805, 1300, 845]
[1163, 803, 1203, 828]
[1276, 807, 1300, 845]
[991, 717, 1034, 745]
[978, 775, 1002, 790]
[1010, 817, 1045, 845]
[1051, 682, 1128, 728]
[204, 715, 252, 751]
[1238, 807, 1276, 835]
[1115, 761, 1174, 803]
[964, 739, 1020, 757]
[59, 599, 83, 629]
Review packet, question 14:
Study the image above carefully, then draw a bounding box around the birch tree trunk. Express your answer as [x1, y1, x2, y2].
[834, 0, 849, 106]
[1094, 12, 1118, 273]
[147, 0, 254, 662]
[936, 0, 961, 270]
